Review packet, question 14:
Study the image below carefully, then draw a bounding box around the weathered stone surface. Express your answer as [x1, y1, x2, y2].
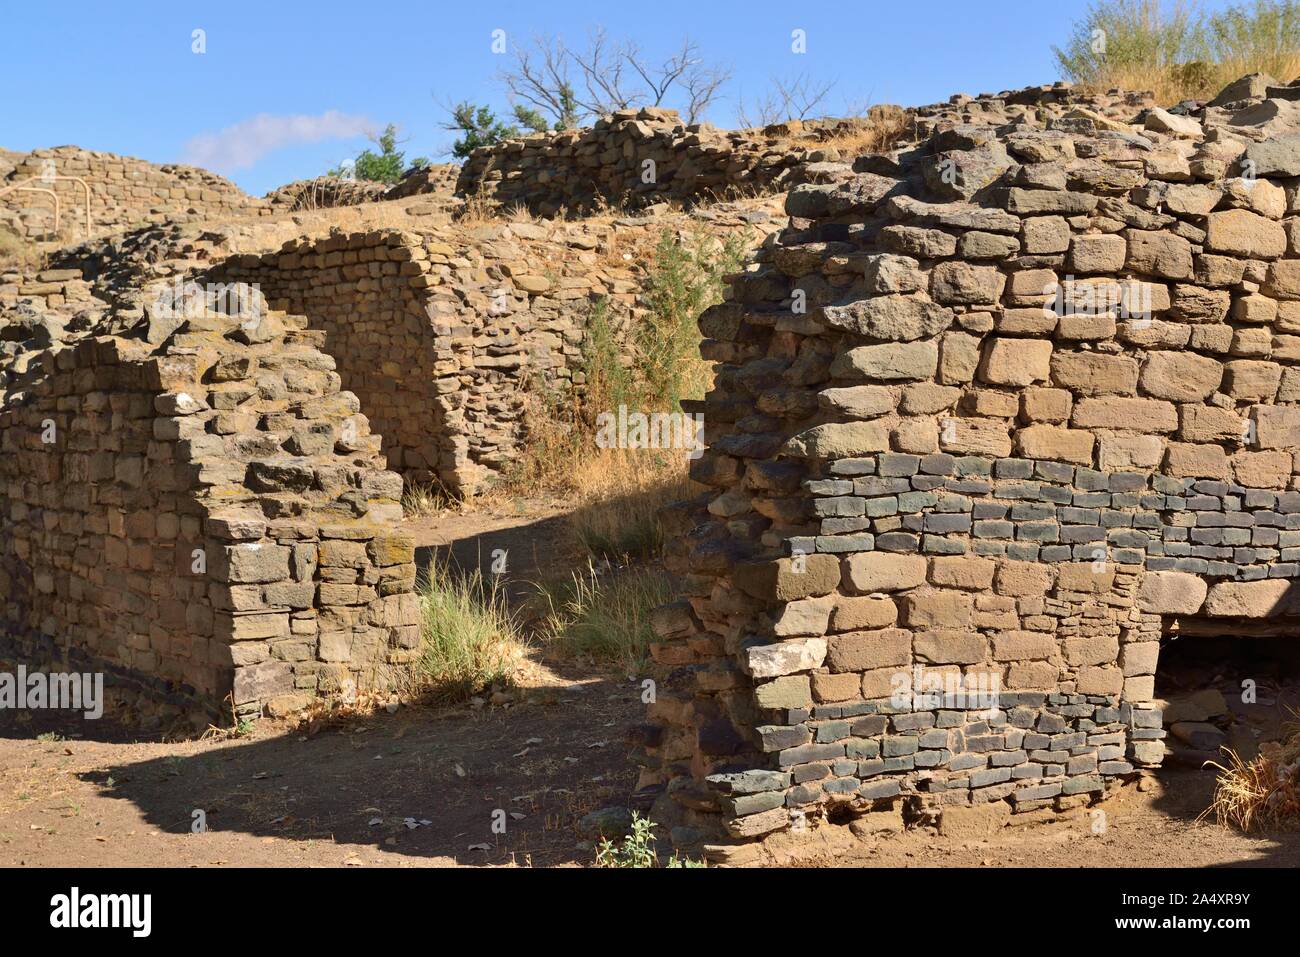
[1204, 580, 1298, 617]
[735, 555, 842, 602]
[980, 338, 1052, 386]
[1205, 209, 1288, 258]
[746, 637, 828, 678]
[1138, 571, 1208, 615]
[822, 295, 954, 341]
[1138, 351, 1222, 401]
[844, 553, 928, 592]
[829, 341, 939, 381]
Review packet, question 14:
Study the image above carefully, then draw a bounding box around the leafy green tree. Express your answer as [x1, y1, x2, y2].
[327, 123, 412, 183]
[352, 124, 407, 183]
[446, 102, 531, 158]
[512, 105, 552, 133]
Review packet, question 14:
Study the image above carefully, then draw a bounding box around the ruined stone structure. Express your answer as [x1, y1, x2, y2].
[456, 107, 848, 215]
[1, 146, 269, 241]
[210, 212, 773, 493]
[644, 79, 1300, 842]
[454, 87, 1169, 219]
[0, 290, 420, 725]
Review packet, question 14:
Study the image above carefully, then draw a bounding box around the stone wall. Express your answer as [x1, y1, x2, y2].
[1, 146, 269, 241]
[211, 209, 774, 494]
[642, 79, 1300, 843]
[453, 87, 1170, 219]
[0, 295, 419, 726]
[457, 107, 841, 215]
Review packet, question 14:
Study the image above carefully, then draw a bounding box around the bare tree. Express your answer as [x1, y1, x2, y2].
[735, 89, 782, 129]
[736, 73, 839, 128]
[502, 35, 581, 129]
[499, 30, 730, 127]
[772, 73, 838, 121]
[680, 56, 731, 124]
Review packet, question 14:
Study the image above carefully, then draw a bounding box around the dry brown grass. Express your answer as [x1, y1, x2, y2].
[773, 104, 914, 158]
[1079, 54, 1300, 101]
[1056, 0, 1300, 104]
[565, 450, 698, 561]
[1206, 716, 1300, 831]
[821, 105, 912, 155]
[0, 227, 46, 273]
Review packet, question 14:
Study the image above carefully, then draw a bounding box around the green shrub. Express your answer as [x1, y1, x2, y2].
[639, 227, 746, 412]
[328, 123, 417, 184]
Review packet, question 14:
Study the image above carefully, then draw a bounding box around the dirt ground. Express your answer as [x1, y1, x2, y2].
[2, 502, 1297, 868]
[3, 704, 1296, 868]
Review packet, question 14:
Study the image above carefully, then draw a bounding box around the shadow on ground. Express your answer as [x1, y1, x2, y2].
[19, 671, 643, 867]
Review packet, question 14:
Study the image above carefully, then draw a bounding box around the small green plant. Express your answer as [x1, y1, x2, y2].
[445, 102, 550, 159]
[639, 227, 747, 412]
[579, 298, 636, 415]
[594, 812, 705, 867]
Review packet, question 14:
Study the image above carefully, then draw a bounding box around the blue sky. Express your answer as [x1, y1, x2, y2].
[0, 0, 1225, 195]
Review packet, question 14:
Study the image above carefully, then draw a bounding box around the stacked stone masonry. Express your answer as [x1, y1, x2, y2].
[456, 86, 1163, 217]
[1, 146, 270, 241]
[210, 212, 773, 494]
[642, 77, 1300, 843]
[0, 292, 419, 724]
[457, 107, 838, 215]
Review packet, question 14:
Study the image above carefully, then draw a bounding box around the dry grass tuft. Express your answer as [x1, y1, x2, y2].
[401, 482, 456, 519]
[0, 226, 45, 273]
[566, 450, 698, 562]
[536, 562, 673, 671]
[404, 560, 529, 704]
[1206, 715, 1300, 831]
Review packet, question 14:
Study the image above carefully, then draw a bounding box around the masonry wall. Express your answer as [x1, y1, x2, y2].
[0, 303, 418, 725]
[458, 107, 827, 215]
[1, 146, 268, 241]
[211, 214, 768, 494]
[643, 89, 1300, 842]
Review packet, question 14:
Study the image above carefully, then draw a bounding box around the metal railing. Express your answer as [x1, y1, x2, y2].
[0, 173, 92, 240]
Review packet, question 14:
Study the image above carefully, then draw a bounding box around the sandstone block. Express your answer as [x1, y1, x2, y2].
[830, 341, 938, 381]
[735, 554, 842, 602]
[1050, 352, 1138, 396]
[1204, 579, 1298, 618]
[1016, 424, 1095, 464]
[826, 628, 911, 672]
[1138, 352, 1222, 401]
[1138, 571, 1208, 615]
[980, 338, 1052, 386]
[754, 675, 813, 709]
[772, 595, 836, 637]
[844, 553, 928, 592]
[746, 637, 828, 678]
[913, 629, 987, 665]
[1205, 209, 1287, 258]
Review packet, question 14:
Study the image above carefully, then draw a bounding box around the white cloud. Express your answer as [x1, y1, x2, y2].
[180, 110, 374, 172]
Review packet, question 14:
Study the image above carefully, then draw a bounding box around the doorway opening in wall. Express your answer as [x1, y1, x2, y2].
[1155, 628, 1300, 771]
